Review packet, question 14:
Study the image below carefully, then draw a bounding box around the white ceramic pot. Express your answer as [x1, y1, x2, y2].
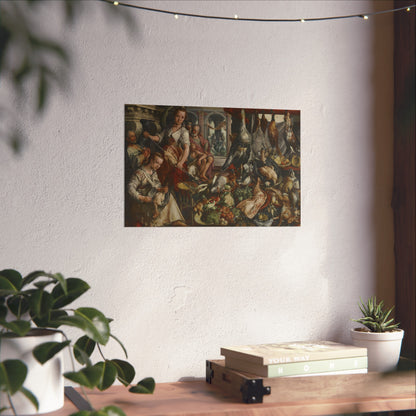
[350, 328, 404, 372]
[0, 329, 64, 415]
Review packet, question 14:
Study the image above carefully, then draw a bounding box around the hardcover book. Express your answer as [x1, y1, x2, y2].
[224, 355, 368, 377]
[220, 341, 368, 366]
[285, 368, 368, 377]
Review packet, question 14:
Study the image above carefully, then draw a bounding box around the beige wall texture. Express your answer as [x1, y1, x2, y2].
[0, 1, 395, 382]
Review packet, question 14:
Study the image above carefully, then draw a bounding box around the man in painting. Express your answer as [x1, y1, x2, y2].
[127, 152, 186, 226]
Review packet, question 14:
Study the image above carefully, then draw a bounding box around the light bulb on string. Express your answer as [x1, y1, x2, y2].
[100, 1, 416, 23]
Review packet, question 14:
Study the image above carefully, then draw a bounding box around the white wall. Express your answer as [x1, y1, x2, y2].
[0, 1, 394, 382]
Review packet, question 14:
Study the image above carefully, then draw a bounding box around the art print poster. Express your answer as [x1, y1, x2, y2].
[125, 105, 300, 227]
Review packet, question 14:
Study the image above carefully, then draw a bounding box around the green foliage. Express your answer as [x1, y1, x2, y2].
[33, 340, 71, 364]
[74, 335, 96, 365]
[0, 0, 135, 154]
[0, 359, 28, 395]
[18, 387, 39, 412]
[110, 359, 135, 386]
[353, 296, 400, 333]
[129, 377, 156, 394]
[64, 366, 103, 390]
[0, 269, 154, 415]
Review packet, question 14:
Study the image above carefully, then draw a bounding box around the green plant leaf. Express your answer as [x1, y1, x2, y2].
[51, 273, 67, 294]
[47, 309, 69, 328]
[110, 359, 135, 386]
[0, 304, 7, 321]
[33, 280, 55, 290]
[74, 308, 110, 345]
[0, 276, 19, 296]
[22, 270, 50, 287]
[54, 309, 109, 345]
[51, 278, 90, 308]
[23, 271, 68, 294]
[74, 335, 96, 365]
[73, 348, 93, 368]
[29, 36, 70, 65]
[128, 377, 155, 394]
[0, 359, 27, 395]
[0, 269, 22, 291]
[37, 66, 48, 112]
[64, 366, 102, 389]
[12, 56, 33, 85]
[7, 295, 30, 318]
[0, 319, 31, 336]
[51, 315, 89, 333]
[94, 361, 117, 391]
[19, 386, 39, 411]
[29, 290, 53, 326]
[33, 340, 70, 364]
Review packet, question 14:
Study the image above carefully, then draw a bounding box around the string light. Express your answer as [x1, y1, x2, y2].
[100, 0, 415, 23]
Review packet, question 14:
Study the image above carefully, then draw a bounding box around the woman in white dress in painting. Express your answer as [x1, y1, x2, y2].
[127, 152, 186, 226]
[143, 107, 190, 189]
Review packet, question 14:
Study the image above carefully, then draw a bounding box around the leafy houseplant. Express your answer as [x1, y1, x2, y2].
[351, 296, 404, 372]
[0, 269, 155, 416]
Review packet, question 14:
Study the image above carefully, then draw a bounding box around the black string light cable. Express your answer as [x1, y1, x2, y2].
[99, 0, 415, 23]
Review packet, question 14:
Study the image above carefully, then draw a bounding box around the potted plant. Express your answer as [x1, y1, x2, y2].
[351, 296, 404, 372]
[0, 269, 155, 416]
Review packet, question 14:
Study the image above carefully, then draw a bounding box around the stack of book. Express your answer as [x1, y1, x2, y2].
[220, 340, 368, 378]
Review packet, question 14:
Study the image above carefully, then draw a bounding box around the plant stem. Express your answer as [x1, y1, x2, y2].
[97, 344, 106, 361]
[7, 393, 17, 416]
[61, 332, 94, 411]
[17, 296, 22, 320]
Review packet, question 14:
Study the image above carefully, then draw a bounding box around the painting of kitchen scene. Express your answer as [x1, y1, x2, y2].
[125, 104, 300, 227]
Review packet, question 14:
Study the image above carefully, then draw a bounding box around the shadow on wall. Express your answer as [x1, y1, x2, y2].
[371, 4, 395, 308]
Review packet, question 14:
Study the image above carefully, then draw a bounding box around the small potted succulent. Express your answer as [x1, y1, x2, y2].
[0, 269, 155, 416]
[351, 296, 404, 372]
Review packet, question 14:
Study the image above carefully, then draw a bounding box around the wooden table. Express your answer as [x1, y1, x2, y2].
[50, 369, 415, 416]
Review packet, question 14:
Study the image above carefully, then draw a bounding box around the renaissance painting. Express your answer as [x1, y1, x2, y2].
[125, 105, 300, 227]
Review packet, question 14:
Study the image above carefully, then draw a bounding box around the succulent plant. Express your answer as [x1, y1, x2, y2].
[353, 296, 400, 333]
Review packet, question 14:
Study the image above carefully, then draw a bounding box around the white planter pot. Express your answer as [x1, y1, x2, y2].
[0, 329, 64, 415]
[350, 328, 404, 372]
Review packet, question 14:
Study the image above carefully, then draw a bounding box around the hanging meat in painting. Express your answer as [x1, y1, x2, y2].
[125, 105, 300, 227]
